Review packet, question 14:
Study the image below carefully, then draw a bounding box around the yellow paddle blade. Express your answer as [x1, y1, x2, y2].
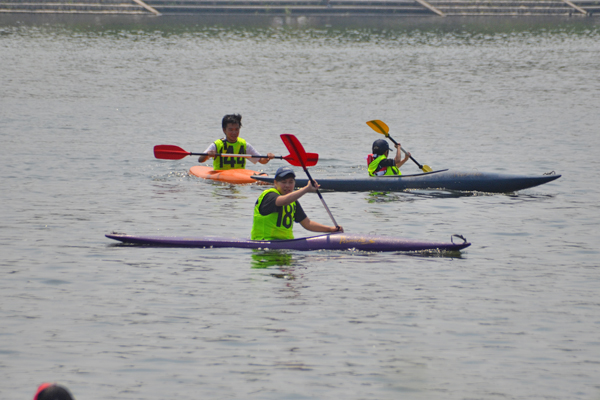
[422, 164, 433, 173]
[366, 120, 389, 136]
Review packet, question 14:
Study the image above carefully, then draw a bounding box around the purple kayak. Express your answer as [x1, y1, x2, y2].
[105, 232, 470, 252]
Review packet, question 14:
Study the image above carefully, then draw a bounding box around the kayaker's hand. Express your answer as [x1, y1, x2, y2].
[258, 152, 275, 165]
[332, 225, 344, 233]
[305, 180, 320, 193]
[199, 150, 216, 163]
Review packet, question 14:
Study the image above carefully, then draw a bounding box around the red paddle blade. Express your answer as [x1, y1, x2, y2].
[154, 145, 191, 160]
[280, 134, 319, 168]
[283, 152, 318, 167]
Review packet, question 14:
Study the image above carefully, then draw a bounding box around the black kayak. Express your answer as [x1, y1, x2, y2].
[106, 232, 471, 252]
[252, 169, 560, 193]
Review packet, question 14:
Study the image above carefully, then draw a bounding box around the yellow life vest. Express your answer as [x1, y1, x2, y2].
[367, 154, 400, 176]
[213, 138, 247, 170]
[251, 188, 297, 241]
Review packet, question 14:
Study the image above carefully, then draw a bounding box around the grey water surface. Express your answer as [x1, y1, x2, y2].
[1, 19, 600, 400]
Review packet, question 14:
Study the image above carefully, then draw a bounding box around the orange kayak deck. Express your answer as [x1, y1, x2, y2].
[189, 166, 267, 184]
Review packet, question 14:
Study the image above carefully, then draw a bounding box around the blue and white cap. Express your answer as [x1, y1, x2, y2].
[274, 166, 296, 180]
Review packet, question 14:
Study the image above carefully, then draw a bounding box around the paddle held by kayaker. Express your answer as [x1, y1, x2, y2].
[366, 139, 410, 176]
[197, 114, 275, 170]
[251, 166, 343, 241]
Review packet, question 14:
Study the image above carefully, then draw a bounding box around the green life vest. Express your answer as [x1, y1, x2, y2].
[213, 138, 247, 170]
[251, 188, 297, 241]
[367, 154, 400, 176]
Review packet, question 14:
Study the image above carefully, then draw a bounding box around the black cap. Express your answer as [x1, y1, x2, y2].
[372, 139, 389, 155]
[274, 166, 296, 180]
[35, 384, 74, 400]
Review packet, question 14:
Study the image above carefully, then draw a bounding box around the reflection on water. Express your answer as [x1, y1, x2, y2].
[364, 188, 562, 202]
[250, 249, 298, 280]
[209, 182, 250, 200]
[366, 189, 477, 202]
[250, 249, 294, 269]
[1, 14, 598, 37]
[504, 193, 558, 202]
[405, 249, 466, 259]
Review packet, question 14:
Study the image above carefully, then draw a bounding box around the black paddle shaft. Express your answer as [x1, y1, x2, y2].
[385, 135, 425, 170]
[302, 167, 340, 229]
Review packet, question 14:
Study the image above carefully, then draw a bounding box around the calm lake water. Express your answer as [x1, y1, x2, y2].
[1, 16, 600, 400]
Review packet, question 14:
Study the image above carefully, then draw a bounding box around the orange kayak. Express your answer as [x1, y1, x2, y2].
[189, 166, 267, 184]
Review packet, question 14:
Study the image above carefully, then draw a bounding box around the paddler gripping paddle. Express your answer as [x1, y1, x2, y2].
[280, 134, 341, 231]
[366, 120, 433, 173]
[154, 144, 318, 167]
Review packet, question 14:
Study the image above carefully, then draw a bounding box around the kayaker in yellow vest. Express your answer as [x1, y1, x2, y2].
[198, 114, 275, 170]
[251, 166, 343, 241]
[367, 139, 410, 176]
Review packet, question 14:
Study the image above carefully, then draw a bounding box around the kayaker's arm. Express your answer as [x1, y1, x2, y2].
[299, 217, 343, 233]
[246, 143, 274, 165]
[394, 144, 411, 168]
[198, 149, 216, 163]
[275, 180, 319, 207]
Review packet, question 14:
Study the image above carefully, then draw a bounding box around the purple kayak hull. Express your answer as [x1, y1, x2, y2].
[105, 232, 470, 252]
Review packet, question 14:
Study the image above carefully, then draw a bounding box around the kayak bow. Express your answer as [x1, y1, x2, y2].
[189, 166, 263, 184]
